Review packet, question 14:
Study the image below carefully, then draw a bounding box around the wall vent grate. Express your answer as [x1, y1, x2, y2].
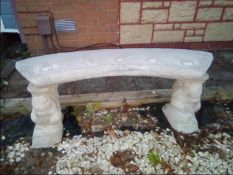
[54, 20, 76, 32]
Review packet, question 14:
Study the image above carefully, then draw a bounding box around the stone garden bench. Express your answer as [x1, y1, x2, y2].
[15, 48, 213, 148]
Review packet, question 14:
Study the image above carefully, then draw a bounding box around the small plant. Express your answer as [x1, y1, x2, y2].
[0, 79, 8, 87]
[70, 111, 77, 117]
[84, 102, 101, 118]
[122, 97, 129, 113]
[147, 150, 161, 167]
[103, 113, 113, 125]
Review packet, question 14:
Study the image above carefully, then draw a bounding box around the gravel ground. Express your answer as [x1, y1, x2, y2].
[0, 100, 232, 174]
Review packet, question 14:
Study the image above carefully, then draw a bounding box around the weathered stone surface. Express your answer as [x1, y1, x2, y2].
[142, 1, 163, 8]
[195, 29, 205, 35]
[204, 22, 233, 41]
[169, 1, 197, 22]
[121, 2, 140, 23]
[153, 30, 184, 43]
[142, 9, 168, 23]
[154, 24, 173, 30]
[199, 0, 212, 6]
[181, 23, 206, 29]
[16, 48, 213, 87]
[163, 74, 209, 133]
[164, 1, 171, 7]
[27, 84, 63, 148]
[196, 8, 222, 21]
[16, 48, 214, 143]
[174, 23, 181, 29]
[223, 8, 233, 20]
[214, 0, 233, 6]
[185, 36, 203, 42]
[120, 25, 153, 44]
[186, 30, 194, 36]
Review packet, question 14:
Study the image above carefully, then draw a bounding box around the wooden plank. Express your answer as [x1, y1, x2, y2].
[1, 87, 233, 117]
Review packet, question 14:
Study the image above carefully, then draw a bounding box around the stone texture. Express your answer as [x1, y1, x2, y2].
[153, 30, 184, 43]
[186, 30, 194, 36]
[14, 48, 214, 139]
[204, 22, 233, 41]
[164, 1, 171, 7]
[163, 74, 209, 133]
[26, 84, 63, 148]
[181, 23, 206, 29]
[142, 9, 168, 23]
[223, 8, 233, 20]
[199, 0, 213, 6]
[185, 36, 203, 42]
[214, 0, 233, 6]
[174, 23, 181, 29]
[142, 2, 163, 8]
[195, 29, 205, 35]
[169, 1, 197, 22]
[120, 25, 153, 44]
[154, 24, 173, 30]
[196, 8, 223, 21]
[121, 2, 140, 23]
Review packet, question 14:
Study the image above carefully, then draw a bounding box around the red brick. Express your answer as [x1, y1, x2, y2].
[91, 32, 118, 43]
[96, 0, 118, 10]
[86, 25, 109, 32]
[27, 3, 50, 12]
[59, 40, 92, 48]
[77, 17, 98, 26]
[23, 27, 38, 34]
[28, 48, 45, 56]
[108, 25, 118, 32]
[77, 26, 87, 33]
[15, 4, 27, 12]
[50, 0, 74, 11]
[53, 11, 78, 19]
[25, 35, 44, 49]
[15, 0, 28, 3]
[18, 14, 37, 27]
[16, 0, 119, 56]
[57, 32, 79, 41]
[73, 1, 97, 12]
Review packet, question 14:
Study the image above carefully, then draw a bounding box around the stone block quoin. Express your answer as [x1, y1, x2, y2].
[15, 0, 233, 55]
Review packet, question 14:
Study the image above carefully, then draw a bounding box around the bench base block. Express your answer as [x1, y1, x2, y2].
[32, 123, 63, 148]
[162, 103, 199, 134]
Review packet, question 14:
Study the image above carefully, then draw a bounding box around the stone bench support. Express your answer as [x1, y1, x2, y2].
[16, 48, 213, 148]
[163, 74, 209, 133]
[27, 84, 63, 148]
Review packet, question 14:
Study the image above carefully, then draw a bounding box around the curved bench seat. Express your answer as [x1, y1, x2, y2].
[16, 48, 213, 87]
[15, 48, 213, 148]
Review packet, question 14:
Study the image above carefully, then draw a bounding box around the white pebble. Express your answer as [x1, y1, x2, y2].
[16, 157, 21, 162]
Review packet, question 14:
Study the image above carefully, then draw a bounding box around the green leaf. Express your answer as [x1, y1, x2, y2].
[93, 102, 101, 111]
[103, 114, 113, 124]
[147, 150, 160, 166]
[70, 111, 77, 117]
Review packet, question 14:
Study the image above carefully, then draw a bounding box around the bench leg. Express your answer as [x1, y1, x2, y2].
[162, 74, 209, 134]
[27, 84, 63, 148]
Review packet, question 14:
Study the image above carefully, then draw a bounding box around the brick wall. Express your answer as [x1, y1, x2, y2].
[15, 0, 233, 56]
[120, 0, 233, 49]
[15, 0, 119, 56]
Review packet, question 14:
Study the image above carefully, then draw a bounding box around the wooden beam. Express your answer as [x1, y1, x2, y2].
[1, 87, 232, 117]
